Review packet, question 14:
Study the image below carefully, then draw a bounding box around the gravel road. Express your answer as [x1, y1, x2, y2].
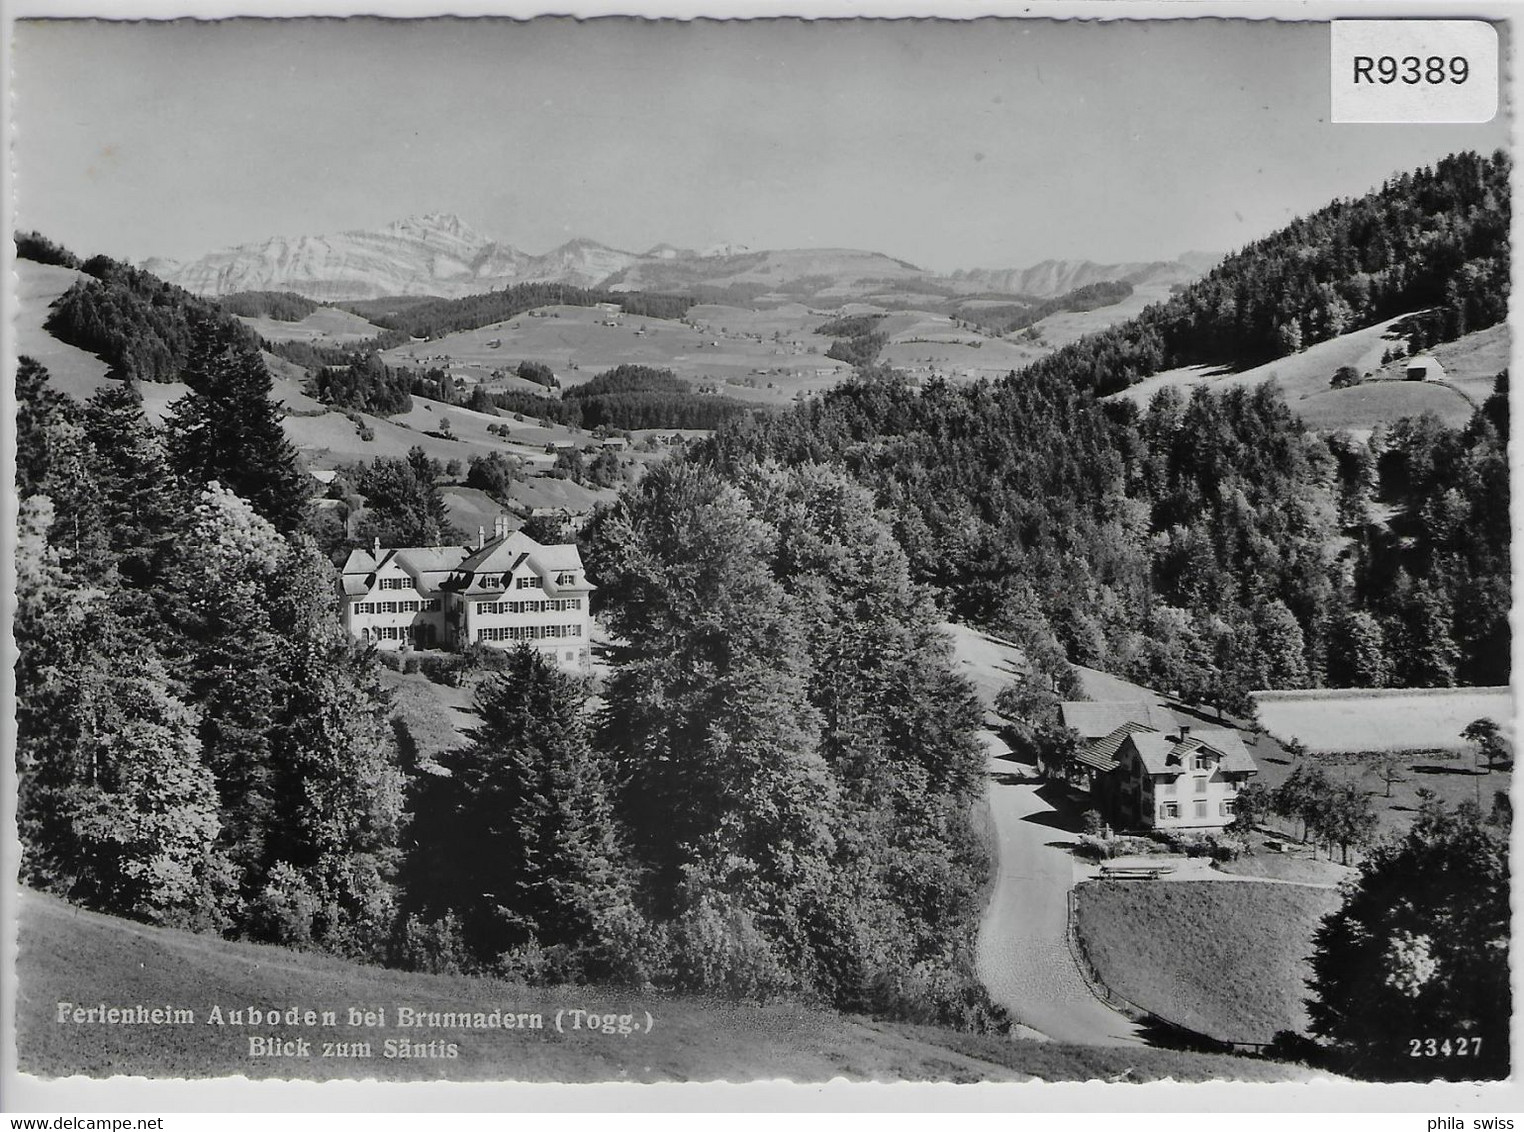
[975, 733, 1143, 1047]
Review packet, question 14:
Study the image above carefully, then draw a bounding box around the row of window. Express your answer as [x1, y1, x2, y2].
[377, 574, 581, 595]
[1155, 776, 1239, 797]
[474, 599, 583, 615]
[1159, 800, 1235, 820]
[476, 624, 584, 642]
[472, 574, 547, 591]
[364, 625, 438, 644]
[355, 599, 441, 614]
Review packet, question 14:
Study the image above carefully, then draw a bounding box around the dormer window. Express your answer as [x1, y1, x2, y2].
[557, 572, 576, 586]
[1193, 753, 1212, 771]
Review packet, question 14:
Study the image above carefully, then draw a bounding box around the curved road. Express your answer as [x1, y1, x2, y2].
[976, 732, 1143, 1047]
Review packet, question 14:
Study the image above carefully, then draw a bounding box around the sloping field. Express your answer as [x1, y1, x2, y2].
[381, 667, 476, 763]
[381, 304, 851, 406]
[1105, 314, 1466, 427]
[1293, 380, 1473, 432]
[238, 306, 388, 344]
[286, 395, 588, 475]
[880, 332, 1041, 380]
[1417, 322, 1510, 403]
[1346, 322, 1507, 407]
[942, 622, 1030, 710]
[15, 890, 1306, 1083]
[1030, 280, 1180, 349]
[14, 259, 114, 399]
[1074, 880, 1340, 1046]
[16, 260, 627, 520]
[1251, 687, 1513, 753]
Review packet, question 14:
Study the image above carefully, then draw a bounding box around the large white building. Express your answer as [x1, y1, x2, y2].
[339, 517, 594, 672]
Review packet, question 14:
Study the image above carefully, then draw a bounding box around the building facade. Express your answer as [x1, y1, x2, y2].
[339, 517, 594, 672]
[1060, 700, 1258, 832]
[1111, 726, 1257, 831]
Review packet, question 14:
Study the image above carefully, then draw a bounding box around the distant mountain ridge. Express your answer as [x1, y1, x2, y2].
[146, 212, 1214, 303]
[950, 254, 1216, 299]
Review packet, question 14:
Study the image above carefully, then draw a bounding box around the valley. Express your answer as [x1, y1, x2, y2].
[11, 145, 1512, 1089]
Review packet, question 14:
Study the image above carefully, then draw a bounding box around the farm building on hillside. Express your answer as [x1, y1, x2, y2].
[1406, 355, 1446, 381]
[1060, 701, 1257, 831]
[338, 516, 593, 672]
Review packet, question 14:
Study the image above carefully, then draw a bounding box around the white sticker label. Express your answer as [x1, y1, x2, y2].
[1331, 20, 1498, 124]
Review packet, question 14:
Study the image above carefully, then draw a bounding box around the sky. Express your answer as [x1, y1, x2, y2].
[11, 16, 1511, 273]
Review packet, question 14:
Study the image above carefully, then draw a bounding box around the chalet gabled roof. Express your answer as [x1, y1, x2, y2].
[1074, 720, 1157, 774]
[448, 531, 594, 596]
[1128, 728, 1257, 776]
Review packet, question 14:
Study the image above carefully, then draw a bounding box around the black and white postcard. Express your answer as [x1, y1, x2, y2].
[3, 1, 1517, 1111]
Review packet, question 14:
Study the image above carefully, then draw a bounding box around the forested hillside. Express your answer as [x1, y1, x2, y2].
[218, 290, 323, 321]
[560, 364, 753, 430]
[699, 367, 1506, 714]
[961, 279, 1134, 337]
[346, 283, 695, 340]
[36, 250, 260, 382]
[1021, 150, 1508, 396]
[692, 153, 1510, 712]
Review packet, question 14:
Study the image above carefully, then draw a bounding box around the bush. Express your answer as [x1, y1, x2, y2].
[1208, 834, 1247, 861]
[375, 650, 404, 672]
[1075, 835, 1112, 861]
[665, 893, 797, 1002]
[247, 862, 322, 948]
[1265, 1029, 1327, 1067]
[1331, 365, 1362, 390]
[416, 653, 466, 685]
[393, 912, 474, 975]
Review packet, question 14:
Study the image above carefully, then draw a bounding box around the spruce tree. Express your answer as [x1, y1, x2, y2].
[165, 318, 310, 533]
[408, 647, 640, 981]
[256, 536, 404, 955]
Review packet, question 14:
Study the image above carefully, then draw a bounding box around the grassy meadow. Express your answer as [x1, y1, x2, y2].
[1106, 313, 1498, 432]
[17, 890, 1311, 1083]
[1073, 880, 1341, 1046]
[237, 306, 390, 345]
[380, 302, 856, 407]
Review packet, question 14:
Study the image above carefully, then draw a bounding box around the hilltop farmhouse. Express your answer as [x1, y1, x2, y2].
[339, 517, 594, 672]
[1061, 702, 1258, 832]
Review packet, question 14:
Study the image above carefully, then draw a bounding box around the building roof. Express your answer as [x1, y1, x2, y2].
[1074, 720, 1158, 774]
[1126, 728, 1257, 776]
[451, 530, 590, 595]
[340, 544, 473, 596]
[339, 531, 590, 599]
[1059, 700, 1178, 741]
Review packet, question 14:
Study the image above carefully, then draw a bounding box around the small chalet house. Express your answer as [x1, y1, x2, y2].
[1406, 355, 1447, 382]
[340, 516, 594, 672]
[1111, 725, 1257, 832]
[1059, 701, 1257, 832]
